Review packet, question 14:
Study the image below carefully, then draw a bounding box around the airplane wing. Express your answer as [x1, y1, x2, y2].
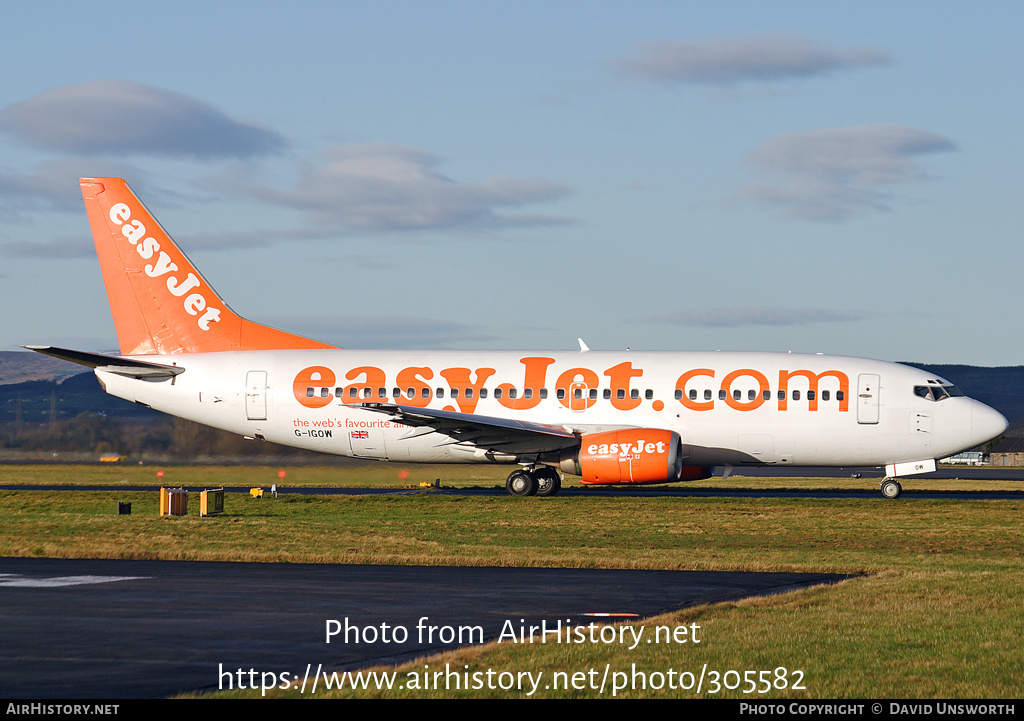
[357, 402, 579, 456]
[23, 346, 185, 380]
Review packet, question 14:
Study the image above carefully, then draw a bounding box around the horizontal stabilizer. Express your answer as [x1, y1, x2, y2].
[23, 345, 185, 379]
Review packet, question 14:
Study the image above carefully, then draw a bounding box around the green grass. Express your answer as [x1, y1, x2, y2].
[1, 464, 1022, 697]
[1, 462, 1021, 493]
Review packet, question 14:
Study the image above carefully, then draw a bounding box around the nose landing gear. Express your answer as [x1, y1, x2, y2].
[880, 479, 903, 499]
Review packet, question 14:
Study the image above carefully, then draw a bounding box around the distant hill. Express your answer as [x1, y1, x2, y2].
[0, 351, 85, 385]
[0, 371, 160, 424]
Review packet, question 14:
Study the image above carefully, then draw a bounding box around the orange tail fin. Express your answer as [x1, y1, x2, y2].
[80, 177, 337, 355]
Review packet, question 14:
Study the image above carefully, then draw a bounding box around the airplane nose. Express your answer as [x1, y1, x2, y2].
[972, 402, 1008, 446]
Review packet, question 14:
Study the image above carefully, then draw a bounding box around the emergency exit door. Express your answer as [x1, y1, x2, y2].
[857, 373, 879, 424]
[246, 371, 268, 421]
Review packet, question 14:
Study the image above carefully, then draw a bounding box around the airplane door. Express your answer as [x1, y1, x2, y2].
[246, 371, 268, 421]
[857, 373, 880, 424]
[570, 382, 590, 412]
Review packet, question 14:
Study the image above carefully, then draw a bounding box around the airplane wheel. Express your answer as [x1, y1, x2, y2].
[506, 470, 538, 497]
[880, 479, 902, 499]
[535, 468, 561, 497]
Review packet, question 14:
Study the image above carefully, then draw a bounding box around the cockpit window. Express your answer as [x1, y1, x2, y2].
[914, 384, 964, 401]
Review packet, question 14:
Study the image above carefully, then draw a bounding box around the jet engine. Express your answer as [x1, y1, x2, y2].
[559, 429, 712, 485]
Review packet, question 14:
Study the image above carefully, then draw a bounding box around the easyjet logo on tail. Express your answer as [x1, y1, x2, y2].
[107, 202, 222, 332]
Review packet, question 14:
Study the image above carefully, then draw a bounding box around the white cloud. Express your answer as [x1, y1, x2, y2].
[616, 34, 891, 85]
[243, 143, 571, 231]
[649, 306, 875, 328]
[0, 80, 285, 159]
[740, 124, 956, 221]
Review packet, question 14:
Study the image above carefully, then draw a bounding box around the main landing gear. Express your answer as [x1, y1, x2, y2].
[880, 479, 903, 499]
[505, 467, 562, 497]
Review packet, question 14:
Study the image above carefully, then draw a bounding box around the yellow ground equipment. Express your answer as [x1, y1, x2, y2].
[159, 487, 187, 516]
[200, 489, 224, 517]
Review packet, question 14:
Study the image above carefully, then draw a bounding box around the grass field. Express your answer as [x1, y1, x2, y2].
[1, 464, 1022, 698]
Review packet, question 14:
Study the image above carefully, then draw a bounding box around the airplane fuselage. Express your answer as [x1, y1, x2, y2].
[94, 349, 1005, 472]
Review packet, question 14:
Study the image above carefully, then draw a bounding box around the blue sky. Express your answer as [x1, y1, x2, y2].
[1, 1, 1021, 365]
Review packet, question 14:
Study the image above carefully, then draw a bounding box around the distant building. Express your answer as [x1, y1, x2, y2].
[988, 437, 1024, 467]
[938, 451, 987, 466]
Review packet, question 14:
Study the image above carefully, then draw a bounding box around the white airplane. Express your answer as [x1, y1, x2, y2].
[28, 178, 1007, 499]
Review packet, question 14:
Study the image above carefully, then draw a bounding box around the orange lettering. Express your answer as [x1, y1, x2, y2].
[439, 367, 496, 414]
[675, 368, 715, 411]
[604, 361, 644, 411]
[497, 357, 554, 410]
[721, 369, 769, 411]
[778, 369, 849, 411]
[555, 367, 599, 410]
[396, 367, 434, 408]
[341, 366, 387, 404]
[294, 366, 336, 409]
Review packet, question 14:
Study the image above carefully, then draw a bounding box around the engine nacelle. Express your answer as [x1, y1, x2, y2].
[559, 429, 711, 485]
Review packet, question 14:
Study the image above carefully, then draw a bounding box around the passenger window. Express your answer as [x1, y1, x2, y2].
[392, 388, 400, 398]
[574, 389, 583, 399]
[557, 389, 565, 400]
[704, 390, 712, 401]
[719, 390, 726, 400]
[524, 388, 533, 399]
[363, 387, 372, 398]
[748, 390, 756, 401]
[822, 390, 830, 401]
[480, 389, 488, 399]
[378, 388, 386, 399]
[466, 388, 474, 399]
[307, 388, 315, 398]
[322, 388, 330, 398]
[763, 390, 771, 401]
[508, 389, 517, 399]
[645, 389, 653, 400]
[688, 389, 696, 401]
[590, 389, 598, 400]
[494, 388, 503, 399]
[540, 389, 548, 399]
[792, 390, 800, 401]
[451, 388, 459, 398]
[349, 388, 358, 398]
[406, 387, 414, 398]
[617, 389, 625, 400]
[604, 389, 612, 400]
[436, 388, 445, 398]
[807, 390, 815, 401]
[836, 391, 844, 401]
[778, 390, 785, 401]
[421, 388, 430, 399]
[631, 389, 639, 400]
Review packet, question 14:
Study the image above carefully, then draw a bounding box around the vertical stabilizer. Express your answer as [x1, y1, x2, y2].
[80, 177, 336, 355]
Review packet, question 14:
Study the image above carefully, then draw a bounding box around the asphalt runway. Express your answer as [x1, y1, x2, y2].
[0, 557, 849, 698]
[6, 482, 1024, 500]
